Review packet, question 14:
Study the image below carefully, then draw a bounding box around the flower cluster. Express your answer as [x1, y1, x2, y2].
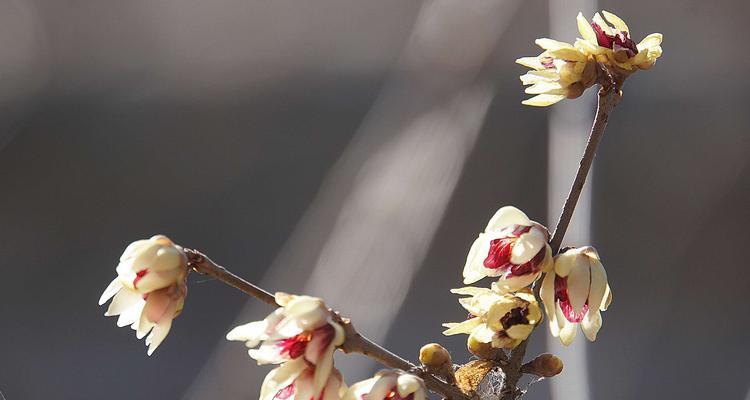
[227, 293, 346, 400]
[447, 206, 612, 347]
[99, 235, 188, 355]
[443, 287, 542, 351]
[517, 10, 663, 106]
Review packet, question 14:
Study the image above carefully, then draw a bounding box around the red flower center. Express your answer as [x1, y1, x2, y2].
[362, 387, 414, 400]
[554, 275, 589, 323]
[591, 23, 638, 57]
[483, 225, 545, 277]
[277, 332, 313, 359]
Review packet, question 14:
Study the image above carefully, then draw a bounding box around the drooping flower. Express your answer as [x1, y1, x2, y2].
[576, 11, 663, 73]
[227, 293, 345, 393]
[260, 358, 346, 400]
[343, 370, 426, 400]
[517, 39, 598, 106]
[443, 287, 542, 351]
[462, 206, 552, 292]
[540, 246, 612, 346]
[99, 235, 189, 355]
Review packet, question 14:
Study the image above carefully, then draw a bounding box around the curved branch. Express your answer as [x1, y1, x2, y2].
[186, 249, 472, 400]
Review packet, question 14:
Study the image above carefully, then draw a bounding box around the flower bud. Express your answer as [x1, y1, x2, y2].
[419, 343, 452, 370]
[521, 353, 564, 378]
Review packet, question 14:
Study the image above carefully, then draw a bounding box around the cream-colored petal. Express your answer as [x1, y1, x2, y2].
[602, 10, 630, 33]
[469, 324, 496, 343]
[492, 272, 540, 293]
[522, 94, 566, 107]
[540, 272, 555, 321]
[450, 286, 494, 297]
[539, 246, 554, 273]
[535, 38, 574, 51]
[547, 47, 588, 62]
[553, 251, 574, 277]
[99, 277, 123, 305]
[520, 70, 560, 85]
[146, 316, 173, 356]
[574, 38, 608, 55]
[120, 239, 150, 261]
[601, 284, 613, 311]
[506, 324, 533, 340]
[576, 12, 597, 43]
[116, 299, 145, 327]
[525, 82, 567, 95]
[516, 56, 545, 70]
[567, 255, 591, 314]
[226, 321, 268, 347]
[581, 310, 602, 341]
[463, 234, 490, 284]
[442, 317, 482, 336]
[285, 296, 329, 331]
[312, 346, 335, 394]
[637, 33, 663, 50]
[396, 374, 422, 397]
[588, 258, 608, 314]
[510, 227, 547, 265]
[485, 206, 531, 232]
[559, 319, 578, 346]
[260, 360, 307, 400]
[105, 288, 142, 317]
[343, 378, 377, 400]
[592, 12, 614, 35]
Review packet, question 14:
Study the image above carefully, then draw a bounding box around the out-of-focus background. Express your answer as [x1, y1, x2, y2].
[1, 0, 748, 399]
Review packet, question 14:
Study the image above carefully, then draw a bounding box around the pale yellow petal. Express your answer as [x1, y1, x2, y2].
[536, 38, 574, 51]
[485, 206, 531, 232]
[505, 324, 533, 340]
[522, 94, 566, 107]
[463, 235, 488, 284]
[637, 33, 663, 51]
[510, 227, 547, 264]
[547, 47, 587, 62]
[602, 10, 630, 33]
[442, 317, 482, 336]
[516, 56, 545, 70]
[567, 254, 591, 314]
[576, 12, 597, 44]
[581, 310, 602, 341]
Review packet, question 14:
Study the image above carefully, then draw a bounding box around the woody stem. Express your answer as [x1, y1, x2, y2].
[500, 83, 621, 399]
[186, 248, 472, 400]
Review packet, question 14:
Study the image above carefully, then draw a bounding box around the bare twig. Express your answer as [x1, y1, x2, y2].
[186, 249, 472, 400]
[499, 83, 622, 399]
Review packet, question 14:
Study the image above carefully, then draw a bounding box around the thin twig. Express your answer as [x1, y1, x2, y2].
[186, 249, 472, 400]
[499, 84, 622, 399]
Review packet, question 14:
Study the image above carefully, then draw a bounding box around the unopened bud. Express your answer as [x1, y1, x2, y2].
[419, 343, 452, 369]
[521, 353, 564, 378]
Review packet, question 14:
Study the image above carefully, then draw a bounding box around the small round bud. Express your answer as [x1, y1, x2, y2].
[521, 353, 564, 378]
[419, 343, 452, 369]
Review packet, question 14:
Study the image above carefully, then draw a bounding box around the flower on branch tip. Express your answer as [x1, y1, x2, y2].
[462, 206, 552, 292]
[540, 246, 612, 346]
[343, 370, 426, 400]
[260, 358, 346, 400]
[443, 287, 542, 351]
[227, 293, 345, 394]
[99, 235, 189, 355]
[517, 39, 598, 106]
[576, 11, 663, 73]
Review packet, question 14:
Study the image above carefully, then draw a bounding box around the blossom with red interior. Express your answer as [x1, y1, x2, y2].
[260, 359, 345, 400]
[462, 206, 552, 292]
[99, 235, 189, 355]
[227, 293, 345, 394]
[540, 246, 612, 346]
[343, 370, 425, 400]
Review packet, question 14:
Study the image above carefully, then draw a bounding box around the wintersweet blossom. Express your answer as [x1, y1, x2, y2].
[443, 287, 541, 350]
[576, 11, 663, 73]
[99, 235, 189, 355]
[227, 293, 345, 393]
[260, 358, 346, 400]
[343, 370, 426, 400]
[540, 246, 612, 346]
[462, 206, 552, 292]
[517, 39, 598, 106]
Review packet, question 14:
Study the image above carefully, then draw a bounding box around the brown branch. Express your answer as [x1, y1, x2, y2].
[499, 83, 622, 399]
[186, 249, 472, 400]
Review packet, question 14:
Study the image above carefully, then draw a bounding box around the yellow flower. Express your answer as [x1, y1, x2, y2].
[576, 11, 663, 72]
[540, 246, 612, 346]
[443, 287, 542, 350]
[517, 39, 598, 106]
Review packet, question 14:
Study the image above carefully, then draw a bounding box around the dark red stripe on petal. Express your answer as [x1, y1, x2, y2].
[277, 332, 313, 359]
[133, 268, 149, 289]
[554, 275, 589, 323]
[507, 247, 546, 278]
[275, 383, 296, 400]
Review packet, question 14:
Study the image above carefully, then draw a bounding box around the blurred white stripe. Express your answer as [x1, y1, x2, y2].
[183, 1, 521, 398]
[546, 1, 596, 400]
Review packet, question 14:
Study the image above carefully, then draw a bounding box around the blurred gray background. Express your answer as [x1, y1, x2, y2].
[0, 0, 748, 399]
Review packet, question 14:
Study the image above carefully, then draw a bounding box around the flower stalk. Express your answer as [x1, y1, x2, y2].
[500, 80, 621, 400]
